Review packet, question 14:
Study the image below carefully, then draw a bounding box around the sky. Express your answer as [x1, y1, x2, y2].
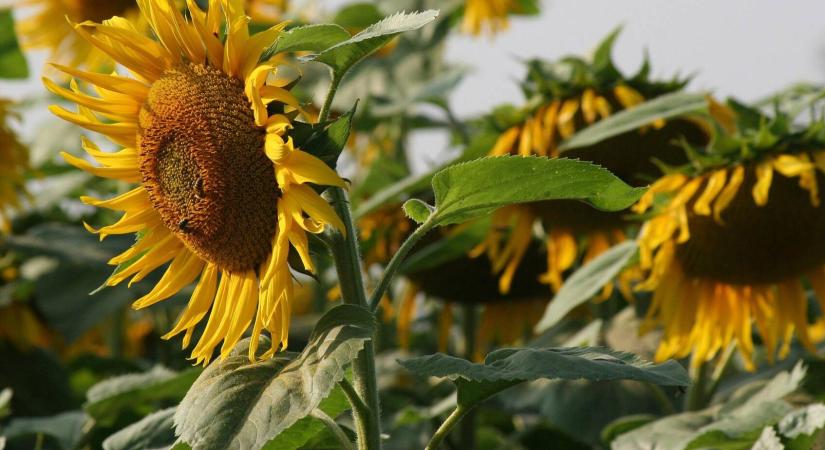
[3, 0, 825, 170]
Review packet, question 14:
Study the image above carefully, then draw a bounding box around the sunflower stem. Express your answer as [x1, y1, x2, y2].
[310, 409, 355, 450]
[426, 404, 473, 450]
[459, 304, 477, 450]
[326, 186, 383, 450]
[685, 359, 710, 411]
[368, 218, 436, 312]
[318, 73, 342, 123]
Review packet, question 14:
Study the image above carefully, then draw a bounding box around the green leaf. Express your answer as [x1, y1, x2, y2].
[261, 388, 350, 450]
[174, 304, 376, 450]
[559, 92, 708, 151]
[0, 388, 11, 420]
[102, 407, 177, 450]
[0, 10, 28, 79]
[601, 414, 657, 445]
[292, 104, 356, 170]
[424, 156, 646, 226]
[613, 363, 808, 450]
[309, 10, 439, 77]
[333, 3, 384, 29]
[399, 347, 689, 409]
[534, 241, 638, 333]
[402, 199, 433, 223]
[3, 411, 89, 450]
[261, 24, 350, 61]
[85, 366, 200, 427]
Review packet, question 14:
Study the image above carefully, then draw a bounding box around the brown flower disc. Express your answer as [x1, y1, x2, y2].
[138, 63, 279, 273]
[676, 164, 825, 284]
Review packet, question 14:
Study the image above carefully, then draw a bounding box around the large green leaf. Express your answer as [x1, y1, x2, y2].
[102, 407, 177, 450]
[399, 347, 689, 409]
[406, 156, 646, 226]
[261, 387, 350, 450]
[534, 241, 638, 333]
[174, 304, 376, 450]
[3, 411, 89, 450]
[85, 366, 200, 427]
[309, 10, 439, 77]
[612, 363, 807, 450]
[559, 92, 708, 151]
[0, 10, 28, 79]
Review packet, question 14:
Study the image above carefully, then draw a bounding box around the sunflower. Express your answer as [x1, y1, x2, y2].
[0, 100, 28, 233]
[45, 0, 345, 364]
[461, 0, 521, 36]
[632, 99, 825, 370]
[360, 206, 547, 359]
[471, 31, 708, 297]
[15, 0, 287, 70]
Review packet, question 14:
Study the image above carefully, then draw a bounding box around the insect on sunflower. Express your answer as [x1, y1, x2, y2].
[471, 31, 708, 298]
[632, 98, 825, 370]
[45, 0, 346, 364]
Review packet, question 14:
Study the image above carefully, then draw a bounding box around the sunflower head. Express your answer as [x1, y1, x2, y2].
[633, 96, 825, 369]
[473, 30, 708, 296]
[46, 0, 346, 364]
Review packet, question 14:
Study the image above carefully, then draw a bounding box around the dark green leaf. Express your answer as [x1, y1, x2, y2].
[261, 24, 350, 61]
[102, 407, 177, 450]
[333, 3, 384, 29]
[534, 241, 638, 333]
[309, 10, 439, 77]
[296, 104, 356, 170]
[0, 10, 28, 79]
[175, 304, 375, 450]
[400, 347, 689, 410]
[85, 366, 200, 427]
[559, 92, 708, 151]
[425, 156, 646, 226]
[601, 414, 657, 445]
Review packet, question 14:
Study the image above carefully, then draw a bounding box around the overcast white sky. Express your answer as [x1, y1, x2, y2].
[3, 0, 825, 170]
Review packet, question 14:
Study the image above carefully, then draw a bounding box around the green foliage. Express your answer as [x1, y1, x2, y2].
[309, 11, 439, 78]
[400, 218, 490, 273]
[102, 407, 177, 450]
[263, 25, 351, 58]
[404, 156, 646, 226]
[291, 104, 356, 171]
[0, 10, 27, 79]
[534, 241, 639, 333]
[261, 388, 350, 450]
[174, 305, 376, 449]
[559, 92, 709, 151]
[3, 411, 89, 450]
[85, 366, 200, 427]
[610, 363, 814, 449]
[400, 347, 690, 410]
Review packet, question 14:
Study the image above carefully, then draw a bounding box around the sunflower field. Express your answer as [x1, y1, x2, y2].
[2, 1, 825, 449]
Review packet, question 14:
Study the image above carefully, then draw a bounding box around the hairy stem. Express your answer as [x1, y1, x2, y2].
[368, 217, 436, 311]
[318, 73, 341, 123]
[459, 305, 477, 450]
[327, 187, 383, 450]
[311, 409, 355, 450]
[425, 405, 473, 450]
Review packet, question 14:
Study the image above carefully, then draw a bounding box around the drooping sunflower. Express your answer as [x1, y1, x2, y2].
[461, 0, 522, 36]
[0, 100, 28, 233]
[472, 31, 708, 297]
[15, 0, 288, 70]
[632, 99, 825, 370]
[359, 206, 547, 359]
[45, 0, 345, 364]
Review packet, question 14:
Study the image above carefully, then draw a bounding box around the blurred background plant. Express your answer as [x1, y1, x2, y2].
[1, 1, 825, 449]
